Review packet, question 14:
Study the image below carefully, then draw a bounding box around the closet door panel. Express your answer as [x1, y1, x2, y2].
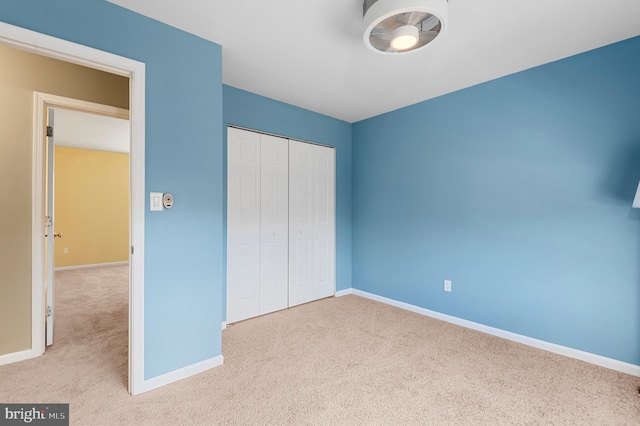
[227, 128, 261, 323]
[293, 239, 311, 285]
[311, 144, 335, 301]
[289, 141, 335, 307]
[259, 134, 289, 315]
[289, 141, 314, 306]
[238, 244, 259, 299]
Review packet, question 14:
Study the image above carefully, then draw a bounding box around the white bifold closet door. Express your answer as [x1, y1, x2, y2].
[227, 127, 335, 324]
[227, 128, 289, 323]
[288, 140, 335, 307]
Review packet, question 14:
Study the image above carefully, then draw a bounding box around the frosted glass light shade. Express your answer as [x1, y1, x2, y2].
[390, 25, 420, 50]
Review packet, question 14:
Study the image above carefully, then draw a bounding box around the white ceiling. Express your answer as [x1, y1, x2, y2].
[55, 108, 130, 153]
[107, 0, 640, 123]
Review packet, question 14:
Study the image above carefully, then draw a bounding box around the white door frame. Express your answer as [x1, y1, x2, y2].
[0, 21, 146, 395]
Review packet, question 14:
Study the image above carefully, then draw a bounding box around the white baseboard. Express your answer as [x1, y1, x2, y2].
[221, 321, 227, 330]
[335, 288, 353, 297]
[55, 261, 129, 271]
[141, 355, 224, 394]
[351, 289, 640, 377]
[0, 349, 41, 367]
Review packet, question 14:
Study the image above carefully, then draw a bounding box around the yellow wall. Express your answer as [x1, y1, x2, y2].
[54, 147, 129, 268]
[0, 43, 128, 356]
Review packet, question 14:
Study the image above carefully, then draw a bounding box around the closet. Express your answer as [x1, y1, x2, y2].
[227, 127, 335, 324]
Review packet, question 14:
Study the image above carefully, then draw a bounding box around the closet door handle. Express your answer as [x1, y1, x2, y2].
[273, 232, 277, 237]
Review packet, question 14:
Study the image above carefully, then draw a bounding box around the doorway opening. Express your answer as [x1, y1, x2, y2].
[42, 98, 130, 347]
[0, 21, 146, 395]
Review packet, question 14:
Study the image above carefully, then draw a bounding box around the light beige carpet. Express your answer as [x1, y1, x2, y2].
[1, 265, 639, 425]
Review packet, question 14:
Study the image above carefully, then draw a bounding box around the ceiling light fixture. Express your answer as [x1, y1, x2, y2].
[363, 0, 449, 55]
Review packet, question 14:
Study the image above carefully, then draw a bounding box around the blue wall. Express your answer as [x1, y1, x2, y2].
[222, 85, 352, 320]
[0, 0, 224, 379]
[352, 36, 640, 365]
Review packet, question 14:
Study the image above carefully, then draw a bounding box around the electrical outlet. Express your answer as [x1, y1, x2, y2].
[444, 280, 452, 292]
[63, 248, 69, 255]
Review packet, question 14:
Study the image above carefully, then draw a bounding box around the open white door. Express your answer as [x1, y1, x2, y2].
[45, 107, 55, 346]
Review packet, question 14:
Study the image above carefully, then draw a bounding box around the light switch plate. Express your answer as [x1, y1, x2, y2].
[150, 192, 163, 211]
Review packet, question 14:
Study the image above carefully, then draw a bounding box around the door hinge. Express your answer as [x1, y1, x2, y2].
[46, 126, 53, 137]
[131, 245, 134, 255]
[47, 306, 52, 317]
